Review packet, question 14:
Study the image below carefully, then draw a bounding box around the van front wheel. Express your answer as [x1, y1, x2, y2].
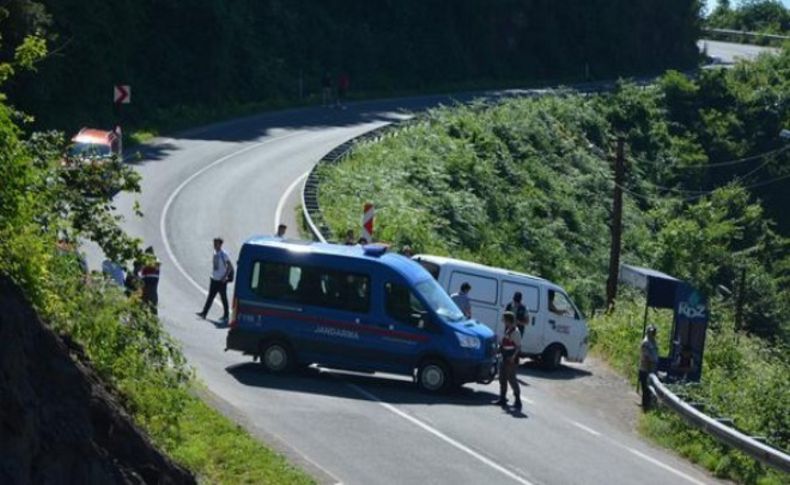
[542, 344, 563, 371]
[260, 340, 293, 373]
[417, 360, 450, 392]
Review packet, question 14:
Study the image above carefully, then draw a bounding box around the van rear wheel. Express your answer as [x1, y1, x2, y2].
[260, 340, 293, 373]
[417, 360, 450, 392]
[542, 344, 563, 371]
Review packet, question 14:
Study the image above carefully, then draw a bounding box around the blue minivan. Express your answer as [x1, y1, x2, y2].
[225, 237, 497, 391]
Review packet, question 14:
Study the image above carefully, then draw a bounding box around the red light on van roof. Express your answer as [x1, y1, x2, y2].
[363, 244, 388, 257]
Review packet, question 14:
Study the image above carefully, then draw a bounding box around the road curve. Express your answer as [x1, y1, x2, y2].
[99, 45, 773, 482]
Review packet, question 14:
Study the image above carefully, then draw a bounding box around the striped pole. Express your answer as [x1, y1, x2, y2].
[361, 203, 375, 243]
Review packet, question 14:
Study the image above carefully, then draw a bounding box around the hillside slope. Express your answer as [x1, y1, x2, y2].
[0, 274, 195, 485]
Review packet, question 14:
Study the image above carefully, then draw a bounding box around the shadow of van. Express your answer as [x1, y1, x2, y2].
[225, 362, 499, 406]
[516, 360, 592, 380]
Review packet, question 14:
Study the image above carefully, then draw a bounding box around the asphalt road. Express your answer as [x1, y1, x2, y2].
[697, 39, 778, 64]
[94, 41, 771, 484]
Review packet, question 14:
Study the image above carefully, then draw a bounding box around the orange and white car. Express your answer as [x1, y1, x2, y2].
[66, 127, 122, 163]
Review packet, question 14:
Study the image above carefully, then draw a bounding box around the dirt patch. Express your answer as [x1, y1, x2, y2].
[0, 274, 195, 484]
[521, 356, 642, 434]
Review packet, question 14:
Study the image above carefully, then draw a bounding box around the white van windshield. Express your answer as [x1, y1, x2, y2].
[415, 279, 465, 322]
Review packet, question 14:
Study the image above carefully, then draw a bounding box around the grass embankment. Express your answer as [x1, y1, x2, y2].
[590, 301, 788, 485]
[314, 58, 790, 483]
[29, 256, 313, 484]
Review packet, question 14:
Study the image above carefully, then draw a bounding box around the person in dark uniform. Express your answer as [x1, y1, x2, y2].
[141, 246, 160, 315]
[506, 291, 528, 338]
[496, 312, 522, 410]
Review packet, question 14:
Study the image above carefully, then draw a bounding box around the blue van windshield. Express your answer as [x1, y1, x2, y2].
[415, 279, 465, 322]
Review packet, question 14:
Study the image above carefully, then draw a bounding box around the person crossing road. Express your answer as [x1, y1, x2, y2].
[197, 237, 233, 323]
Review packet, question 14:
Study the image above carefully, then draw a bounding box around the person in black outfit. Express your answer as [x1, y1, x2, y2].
[506, 291, 528, 338]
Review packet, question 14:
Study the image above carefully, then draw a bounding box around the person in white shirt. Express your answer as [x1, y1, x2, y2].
[451, 282, 472, 319]
[197, 237, 233, 322]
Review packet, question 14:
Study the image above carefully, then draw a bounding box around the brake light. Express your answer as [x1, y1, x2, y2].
[230, 297, 238, 328]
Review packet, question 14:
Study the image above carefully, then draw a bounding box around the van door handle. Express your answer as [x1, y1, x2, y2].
[549, 319, 556, 328]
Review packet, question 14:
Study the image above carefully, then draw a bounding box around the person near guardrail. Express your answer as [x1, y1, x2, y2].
[496, 311, 522, 410]
[344, 229, 356, 245]
[639, 325, 659, 410]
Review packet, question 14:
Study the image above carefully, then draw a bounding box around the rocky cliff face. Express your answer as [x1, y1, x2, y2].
[0, 274, 195, 485]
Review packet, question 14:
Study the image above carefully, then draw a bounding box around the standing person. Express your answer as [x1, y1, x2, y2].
[506, 291, 528, 337]
[124, 260, 142, 297]
[321, 71, 333, 107]
[336, 72, 349, 108]
[639, 325, 659, 410]
[276, 224, 287, 238]
[496, 312, 522, 410]
[344, 229, 356, 245]
[451, 282, 472, 319]
[141, 246, 160, 315]
[197, 237, 233, 322]
[102, 258, 126, 287]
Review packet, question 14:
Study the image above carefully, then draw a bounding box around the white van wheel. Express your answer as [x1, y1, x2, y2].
[418, 360, 449, 392]
[261, 341, 292, 373]
[542, 345, 563, 371]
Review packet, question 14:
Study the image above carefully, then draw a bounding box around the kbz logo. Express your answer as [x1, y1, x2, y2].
[678, 290, 707, 319]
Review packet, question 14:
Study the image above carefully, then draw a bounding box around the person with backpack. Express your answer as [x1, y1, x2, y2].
[506, 291, 528, 339]
[197, 237, 234, 323]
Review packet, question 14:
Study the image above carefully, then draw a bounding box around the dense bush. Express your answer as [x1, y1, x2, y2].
[3, 0, 702, 133]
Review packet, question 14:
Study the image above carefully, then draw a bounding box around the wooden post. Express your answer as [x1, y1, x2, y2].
[606, 137, 626, 311]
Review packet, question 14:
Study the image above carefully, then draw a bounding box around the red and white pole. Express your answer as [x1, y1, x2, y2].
[361, 203, 375, 243]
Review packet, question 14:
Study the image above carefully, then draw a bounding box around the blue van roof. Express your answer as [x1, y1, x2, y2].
[243, 236, 430, 284]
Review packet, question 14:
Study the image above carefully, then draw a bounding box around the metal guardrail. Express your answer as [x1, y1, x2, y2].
[703, 27, 790, 42]
[648, 374, 790, 474]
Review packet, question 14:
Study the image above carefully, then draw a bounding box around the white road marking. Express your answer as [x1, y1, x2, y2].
[624, 447, 707, 485]
[274, 170, 310, 231]
[568, 420, 601, 437]
[160, 132, 302, 298]
[346, 382, 534, 485]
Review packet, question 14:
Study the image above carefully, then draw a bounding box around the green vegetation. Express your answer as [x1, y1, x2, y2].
[0, 26, 312, 485]
[4, 0, 702, 135]
[317, 50, 790, 483]
[707, 0, 790, 36]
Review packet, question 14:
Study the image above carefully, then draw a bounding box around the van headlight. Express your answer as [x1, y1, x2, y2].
[455, 332, 481, 349]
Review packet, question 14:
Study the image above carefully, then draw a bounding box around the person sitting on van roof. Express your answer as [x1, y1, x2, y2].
[451, 282, 472, 319]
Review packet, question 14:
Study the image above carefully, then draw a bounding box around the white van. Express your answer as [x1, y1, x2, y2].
[414, 255, 589, 369]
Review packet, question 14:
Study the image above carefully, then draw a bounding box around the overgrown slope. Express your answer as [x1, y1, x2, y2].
[316, 53, 790, 483]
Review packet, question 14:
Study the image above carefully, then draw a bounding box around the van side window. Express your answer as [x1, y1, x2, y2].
[250, 261, 369, 313]
[548, 290, 578, 319]
[385, 282, 426, 328]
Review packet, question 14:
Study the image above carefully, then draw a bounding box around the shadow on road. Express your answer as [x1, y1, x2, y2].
[226, 362, 500, 406]
[517, 361, 592, 381]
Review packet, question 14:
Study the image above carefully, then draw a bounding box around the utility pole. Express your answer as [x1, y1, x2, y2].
[606, 136, 626, 311]
[735, 267, 746, 333]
